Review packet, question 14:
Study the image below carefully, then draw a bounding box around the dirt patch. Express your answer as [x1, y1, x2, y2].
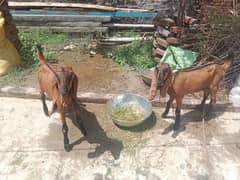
[0, 49, 149, 96]
[0, 68, 38, 88]
[59, 51, 148, 94]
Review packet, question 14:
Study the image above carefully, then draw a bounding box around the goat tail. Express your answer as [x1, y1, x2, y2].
[149, 68, 158, 101]
[36, 44, 47, 65]
[36, 44, 59, 81]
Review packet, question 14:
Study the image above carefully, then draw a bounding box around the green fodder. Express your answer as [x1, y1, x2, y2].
[112, 104, 144, 121]
[112, 40, 157, 70]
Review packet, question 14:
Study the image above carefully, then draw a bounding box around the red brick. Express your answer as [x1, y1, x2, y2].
[170, 26, 184, 34]
[155, 37, 168, 48]
[152, 47, 165, 57]
[166, 37, 179, 45]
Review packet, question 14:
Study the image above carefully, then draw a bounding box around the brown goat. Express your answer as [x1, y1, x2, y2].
[149, 54, 233, 131]
[36, 45, 86, 151]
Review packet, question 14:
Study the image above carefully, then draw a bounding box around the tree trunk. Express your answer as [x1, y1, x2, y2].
[177, 0, 186, 27]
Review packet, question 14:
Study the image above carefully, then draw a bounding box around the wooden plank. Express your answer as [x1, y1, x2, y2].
[105, 23, 155, 29]
[12, 14, 111, 22]
[9, 2, 115, 11]
[100, 37, 152, 43]
[115, 7, 149, 12]
[17, 26, 109, 33]
[15, 21, 102, 27]
[9, 1, 149, 12]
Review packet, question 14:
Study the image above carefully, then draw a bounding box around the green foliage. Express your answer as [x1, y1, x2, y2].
[114, 30, 141, 38]
[19, 30, 70, 45]
[18, 30, 70, 68]
[112, 40, 157, 69]
[7, 66, 28, 77]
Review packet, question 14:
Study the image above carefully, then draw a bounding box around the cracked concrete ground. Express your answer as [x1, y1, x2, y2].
[0, 97, 240, 180]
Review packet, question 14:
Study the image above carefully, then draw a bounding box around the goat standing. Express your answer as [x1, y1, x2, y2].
[36, 45, 86, 151]
[149, 54, 233, 131]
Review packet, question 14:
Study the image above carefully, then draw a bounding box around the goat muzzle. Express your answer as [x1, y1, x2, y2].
[60, 86, 68, 95]
[159, 72, 173, 97]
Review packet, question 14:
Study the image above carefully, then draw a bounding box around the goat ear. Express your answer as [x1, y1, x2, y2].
[67, 73, 76, 94]
[160, 73, 171, 97]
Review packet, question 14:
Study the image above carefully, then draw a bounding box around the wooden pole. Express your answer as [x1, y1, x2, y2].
[177, 0, 186, 27]
[8, 1, 149, 12]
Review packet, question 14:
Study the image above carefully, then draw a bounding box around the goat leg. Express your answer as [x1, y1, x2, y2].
[205, 86, 218, 118]
[40, 92, 49, 116]
[196, 89, 210, 112]
[173, 108, 181, 131]
[173, 97, 183, 131]
[60, 108, 72, 152]
[62, 122, 72, 152]
[48, 101, 57, 116]
[162, 96, 175, 118]
[162, 101, 171, 118]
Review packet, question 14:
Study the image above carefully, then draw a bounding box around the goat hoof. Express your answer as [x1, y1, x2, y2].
[64, 144, 72, 152]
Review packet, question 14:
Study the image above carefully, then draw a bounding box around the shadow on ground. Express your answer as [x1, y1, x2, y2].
[71, 107, 123, 160]
[42, 106, 123, 160]
[162, 104, 228, 138]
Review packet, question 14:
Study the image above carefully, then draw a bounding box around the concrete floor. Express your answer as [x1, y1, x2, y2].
[0, 97, 240, 180]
